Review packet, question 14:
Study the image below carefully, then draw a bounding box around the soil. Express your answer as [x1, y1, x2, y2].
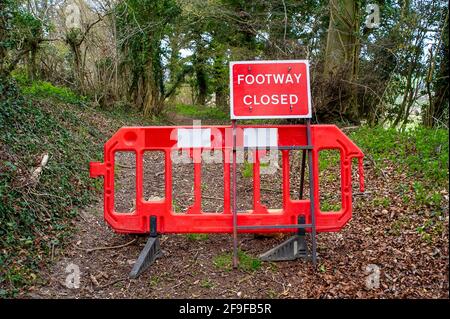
[27, 115, 449, 299]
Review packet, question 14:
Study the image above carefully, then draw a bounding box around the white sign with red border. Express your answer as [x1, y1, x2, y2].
[229, 60, 312, 119]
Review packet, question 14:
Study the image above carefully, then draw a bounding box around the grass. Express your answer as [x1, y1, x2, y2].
[318, 149, 342, 211]
[172, 201, 182, 212]
[390, 215, 409, 235]
[213, 250, 261, 272]
[350, 126, 448, 209]
[319, 264, 327, 273]
[350, 126, 449, 187]
[413, 181, 443, 207]
[185, 233, 209, 241]
[318, 149, 341, 171]
[241, 160, 270, 178]
[241, 161, 253, 178]
[172, 103, 228, 120]
[372, 197, 391, 209]
[320, 201, 341, 211]
[149, 275, 160, 286]
[200, 279, 214, 288]
[13, 71, 87, 106]
[416, 211, 446, 243]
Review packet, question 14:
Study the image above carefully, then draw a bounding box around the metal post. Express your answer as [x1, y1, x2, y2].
[149, 215, 157, 237]
[232, 119, 238, 268]
[299, 150, 307, 200]
[306, 119, 317, 267]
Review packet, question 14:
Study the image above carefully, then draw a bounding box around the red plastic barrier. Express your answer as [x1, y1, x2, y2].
[90, 124, 364, 234]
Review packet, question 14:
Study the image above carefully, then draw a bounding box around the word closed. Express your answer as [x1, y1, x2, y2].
[230, 60, 312, 119]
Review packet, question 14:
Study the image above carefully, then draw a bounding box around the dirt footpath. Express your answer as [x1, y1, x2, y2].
[28, 124, 449, 299]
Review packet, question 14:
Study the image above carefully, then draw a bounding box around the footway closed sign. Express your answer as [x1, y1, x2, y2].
[230, 60, 312, 119]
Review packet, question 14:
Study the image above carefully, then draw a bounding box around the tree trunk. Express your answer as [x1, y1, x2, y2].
[215, 90, 227, 108]
[212, 48, 228, 108]
[69, 41, 85, 94]
[323, 0, 360, 122]
[143, 59, 165, 117]
[28, 44, 38, 81]
[423, 10, 449, 127]
[0, 0, 8, 78]
[193, 33, 208, 106]
[196, 68, 207, 106]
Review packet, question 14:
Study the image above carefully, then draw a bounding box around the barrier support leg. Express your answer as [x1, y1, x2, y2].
[306, 119, 318, 267]
[129, 216, 162, 279]
[259, 215, 308, 261]
[299, 149, 307, 199]
[232, 119, 239, 269]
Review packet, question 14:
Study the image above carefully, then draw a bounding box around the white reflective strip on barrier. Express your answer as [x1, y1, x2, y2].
[243, 128, 278, 148]
[177, 128, 211, 148]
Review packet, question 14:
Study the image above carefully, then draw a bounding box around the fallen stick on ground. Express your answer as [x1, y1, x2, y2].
[201, 195, 224, 201]
[96, 277, 128, 289]
[116, 163, 136, 169]
[238, 274, 253, 284]
[78, 238, 138, 253]
[183, 249, 201, 269]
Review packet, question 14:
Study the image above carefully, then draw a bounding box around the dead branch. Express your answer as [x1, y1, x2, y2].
[79, 238, 138, 253]
[96, 277, 128, 289]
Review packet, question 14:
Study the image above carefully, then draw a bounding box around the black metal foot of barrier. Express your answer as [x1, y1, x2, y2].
[259, 234, 308, 261]
[259, 215, 313, 262]
[129, 236, 162, 279]
[129, 216, 161, 279]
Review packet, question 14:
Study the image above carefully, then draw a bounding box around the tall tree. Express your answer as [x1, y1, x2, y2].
[0, 0, 44, 80]
[116, 0, 181, 116]
[423, 5, 449, 127]
[323, 0, 361, 122]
